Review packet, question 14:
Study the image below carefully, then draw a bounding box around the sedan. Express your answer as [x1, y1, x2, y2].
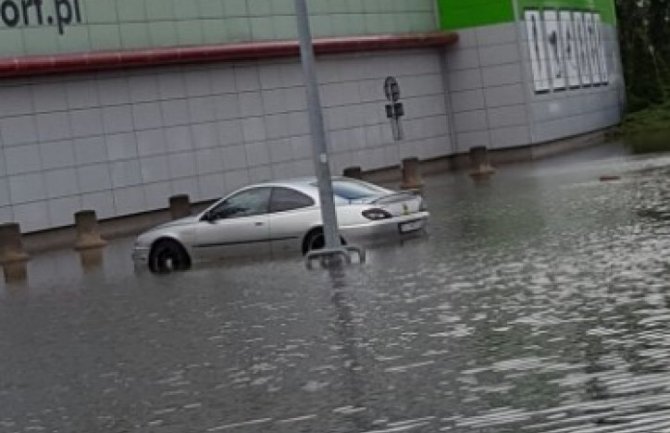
[132, 177, 429, 272]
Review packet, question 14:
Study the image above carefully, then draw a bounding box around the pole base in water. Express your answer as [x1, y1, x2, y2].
[305, 246, 366, 270]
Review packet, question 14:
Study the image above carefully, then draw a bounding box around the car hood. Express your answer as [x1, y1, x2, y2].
[151, 215, 200, 231]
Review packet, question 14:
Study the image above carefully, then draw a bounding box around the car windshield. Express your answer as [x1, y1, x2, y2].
[330, 180, 385, 201]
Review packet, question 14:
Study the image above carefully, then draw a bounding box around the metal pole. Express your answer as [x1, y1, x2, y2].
[294, 0, 341, 250]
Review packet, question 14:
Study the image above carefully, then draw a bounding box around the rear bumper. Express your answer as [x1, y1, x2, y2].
[340, 212, 429, 243]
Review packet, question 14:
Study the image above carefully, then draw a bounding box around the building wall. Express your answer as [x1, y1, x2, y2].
[0, 50, 450, 232]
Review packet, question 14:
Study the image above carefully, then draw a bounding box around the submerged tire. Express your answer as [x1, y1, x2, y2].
[148, 239, 191, 273]
[302, 229, 346, 255]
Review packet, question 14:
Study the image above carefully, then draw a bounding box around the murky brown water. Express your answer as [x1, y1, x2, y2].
[2, 142, 670, 432]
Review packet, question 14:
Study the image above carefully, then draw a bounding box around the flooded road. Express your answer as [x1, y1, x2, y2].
[2, 142, 670, 432]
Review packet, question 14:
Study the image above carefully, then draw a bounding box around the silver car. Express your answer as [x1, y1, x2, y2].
[132, 177, 429, 272]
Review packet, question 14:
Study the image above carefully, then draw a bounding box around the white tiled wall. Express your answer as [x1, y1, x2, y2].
[0, 50, 451, 232]
[445, 21, 623, 153]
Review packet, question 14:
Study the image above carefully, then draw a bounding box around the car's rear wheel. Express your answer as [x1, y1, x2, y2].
[149, 239, 191, 273]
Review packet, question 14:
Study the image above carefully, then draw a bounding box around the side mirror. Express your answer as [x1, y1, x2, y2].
[202, 211, 216, 223]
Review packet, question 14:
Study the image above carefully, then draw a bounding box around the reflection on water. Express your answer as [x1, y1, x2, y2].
[2, 143, 670, 432]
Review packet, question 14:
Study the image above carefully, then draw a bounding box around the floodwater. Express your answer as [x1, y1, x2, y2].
[2, 142, 670, 432]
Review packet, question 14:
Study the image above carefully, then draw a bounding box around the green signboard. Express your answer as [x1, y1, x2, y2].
[437, 0, 616, 30]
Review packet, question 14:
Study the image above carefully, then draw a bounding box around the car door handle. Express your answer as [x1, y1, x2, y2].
[254, 222, 265, 227]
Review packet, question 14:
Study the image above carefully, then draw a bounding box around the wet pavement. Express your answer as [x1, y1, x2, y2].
[2, 141, 670, 432]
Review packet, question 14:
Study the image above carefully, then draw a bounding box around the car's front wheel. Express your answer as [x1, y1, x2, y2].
[148, 239, 191, 273]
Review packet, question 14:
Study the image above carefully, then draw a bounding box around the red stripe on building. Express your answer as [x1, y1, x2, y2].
[0, 32, 458, 78]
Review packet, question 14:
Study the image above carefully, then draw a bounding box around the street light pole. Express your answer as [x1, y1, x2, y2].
[294, 0, 341, 251]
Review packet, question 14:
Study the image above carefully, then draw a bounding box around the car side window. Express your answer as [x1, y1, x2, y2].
[270, 187, 315, 213]
[209, 188, 272, 220]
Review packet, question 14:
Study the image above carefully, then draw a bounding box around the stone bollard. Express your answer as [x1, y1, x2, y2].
[400, 157, 423, 190]
[0, 223, 29, 265]
[469, 146, 495, 178]
[0, 223, 29, 283]
[169, 194, 191, 220]
[343, 166, 363, 180]
[80, 248, 104, 270]
[74, 210, 107, 251]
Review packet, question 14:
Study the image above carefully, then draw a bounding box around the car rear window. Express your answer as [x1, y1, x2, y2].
[331, 180, 383, 201]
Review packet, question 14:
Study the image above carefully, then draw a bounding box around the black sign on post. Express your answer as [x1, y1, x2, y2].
[383, 76, 404, 141]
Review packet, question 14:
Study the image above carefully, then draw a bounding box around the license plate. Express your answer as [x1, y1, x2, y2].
[399, 219, 424, 233]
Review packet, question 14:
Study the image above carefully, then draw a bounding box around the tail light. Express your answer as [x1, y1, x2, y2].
[362, 208, 392, 220]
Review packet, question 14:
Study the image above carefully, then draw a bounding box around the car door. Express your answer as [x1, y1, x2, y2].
[193, 187, 272, 260]
[268, 187, 318, 255]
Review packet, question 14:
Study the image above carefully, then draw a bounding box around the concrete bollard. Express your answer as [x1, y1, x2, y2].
[343, 166, 363, 180]
[74, 210, 107, 251]
[0, 223, 29, 265]
[169, 194, 191, 220]
[469, 146, 496, 178]
[400, 157, 423, 190]
[80, 248, 104, 270]
[0, 223, 29, 284]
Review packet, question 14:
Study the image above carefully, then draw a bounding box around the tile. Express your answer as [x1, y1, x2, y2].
[217, 120, 244, 146]
[185, 70, 212, 97]
[74, 136, 108, 165]
[248, 165, 272, 183]
[223, 169, 250, 192]
[164, 126, 193, 153]
[197, 173, 226, 201]
[242, 117, 266, 142]
[215, 94, 240, 120]
[5, 144, 42, 175]
[195, 148, 224, 174]
[0, 115, 39, 146]
[0, 178, 10, 207]
[110, 160, 142, 188]
[37, 112, 72, 142]
[245, 141, 270, 167]
[132, 102, 164, 130]
[170, 177, 199, 198]
[12, 202, 50, 232]
[70, 108, 104, 138]
[158, 73, 187, 100]
[0, 86, 33, 117]
[265, 113, 290, 139]
[481, 64, 523, 87]
[489, 125, 531, 149]
[456, 130, 491, 152]
[81, 191, 116, 219]
[451, 89, 486, 113]
[129, 75, 161, 103]
[77, 164, 112, 193]
[144, 181, 172, 210]
[66, 80, 100, 109]
[102, 106, 134, 134]
[234, 66, 261, 92]
[484, 84, 525, 108]
[448, 70, 483, 92]
[89, 24, 122, 51]
[445, 48, 481, 72]
[478, 43, 521, 67]
[191, 123, 219, 149]
[32, 83, 68, 112]
[136, 129, 167, 157]
[262, 89, 286, 114]
[161, 99, 191, 126]
[44, 169, 79, 198]
[487, 105, 529, 128]
[476, 23, 518, 46]
[209, 68, 237, 94]
[222, 144, 248, 170]
[168, 152, 197, 179]
[40, 140, 76, 170]
[188, 96, 217, 123]
[9, 173, 46, 203]
[238, 92, 264, 117]
[113, 186, 147, 215]
[106, 133, 138, 161]
[97, 77, 130, 106]
[141, 156, 170, 182]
